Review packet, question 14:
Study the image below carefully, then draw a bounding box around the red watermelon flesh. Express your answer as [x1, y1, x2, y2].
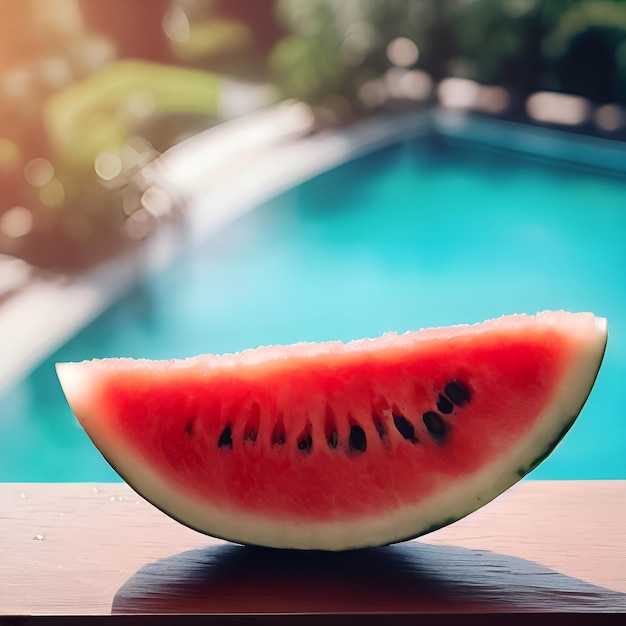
[56, 311, 607, 550]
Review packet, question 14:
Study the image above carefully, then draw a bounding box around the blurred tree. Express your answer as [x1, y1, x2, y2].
[0, 0, 281, 271]
[271, 0, 626, 113]
[2, 0, 626, 273]
[544, 1, 626, 103]
[452, 0, 547, 102]
[271, 0, 456, 109]
[452, 0, 626, 109]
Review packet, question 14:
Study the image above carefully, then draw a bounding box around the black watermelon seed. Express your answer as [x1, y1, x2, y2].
[349, 424, 367, 453]
[436, 394, 454, 414]
[393, 413, 419, 444]
[297, 430, 313, 453]
[423, 411, 447, 437]
[271, 421, 286, 446]
[184, 417, 195, 437]
[444, 380, 471, 407]
[217, 425, 233, 449]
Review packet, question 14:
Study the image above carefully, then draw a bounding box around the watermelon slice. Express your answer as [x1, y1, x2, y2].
[56, 311, 607, 551]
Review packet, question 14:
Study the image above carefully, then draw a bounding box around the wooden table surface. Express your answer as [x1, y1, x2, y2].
[1, 480, 625, 623]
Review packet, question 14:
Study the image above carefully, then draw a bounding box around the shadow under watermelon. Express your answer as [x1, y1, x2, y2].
[112, 542, 626, 615]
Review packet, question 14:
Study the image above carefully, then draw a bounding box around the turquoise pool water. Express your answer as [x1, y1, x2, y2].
[2, 131, 625, 481]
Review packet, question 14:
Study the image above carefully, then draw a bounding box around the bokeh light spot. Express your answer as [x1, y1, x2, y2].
[526, 92, 590, 126]
[39, 178, 66, 206]
[70, 35, 116, 73]
[398, 70, 433, 101]
[95, 152, 123, 181]
[358, 79, 387, 109]
[437, 78, 481, 109]
[24, 158, 54, 188]
[124, 208, 153, 240]
[124, 90, 157, 121]
[476, 85, 510, 114]
[0, 206, 33, 239]
[386, 37, 419, 68]
[594, 104, 624, 132]
[141, 187, 171, 219]
[122, 188, 143, 216]
[163, 5, 190, 43]
[340, 21, 376, 66]
[437, 78, 509, 114]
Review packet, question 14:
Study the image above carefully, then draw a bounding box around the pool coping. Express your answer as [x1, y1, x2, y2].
[2, 105, 625, 390]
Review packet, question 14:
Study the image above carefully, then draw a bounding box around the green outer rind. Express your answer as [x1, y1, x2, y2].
[517, 322, 607, 479]
[391, 415, 578, 546]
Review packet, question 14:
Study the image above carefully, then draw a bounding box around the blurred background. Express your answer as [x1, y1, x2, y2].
[2, 0, 626, 273]
[1, 0, 625, 482]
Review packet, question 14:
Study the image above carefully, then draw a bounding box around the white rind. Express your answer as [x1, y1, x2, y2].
[56, 311, 608, 550]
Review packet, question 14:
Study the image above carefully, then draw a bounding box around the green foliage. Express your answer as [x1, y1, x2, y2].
[3, 0, 626, 272]
[45, 60, 222, 169]
[270, 34, 344, 103]
[271, 0, 626, 107]
[544, 1, 626, 102]
[271, 0, 447, 103]
[452, 0, 626, 104]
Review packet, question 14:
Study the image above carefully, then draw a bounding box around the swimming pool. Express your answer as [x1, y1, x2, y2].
[2, 119, 625, 481]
